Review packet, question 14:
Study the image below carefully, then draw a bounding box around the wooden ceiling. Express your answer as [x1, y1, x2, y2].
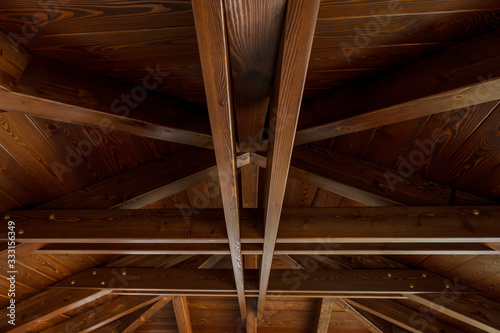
[0, 0, 500, 332]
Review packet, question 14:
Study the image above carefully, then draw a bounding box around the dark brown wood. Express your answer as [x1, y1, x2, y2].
[259, 0, 321, 318]
[50, 268, 452, 295]
[285, 145, 492, 206]
[7, 206, 500, 244]
[40, 295, 162, 333]
[36, 147, 217, 209]
[0, 50, 213, 147]
[241, 163, 259, 208]
[336, 299, 391, 333]
[406, 293, 500, 332]
[0, 32, 31, 91]
[192, 0, 246, 317]
[122, 296, 174, 333]
[345, 299, 465, 333]
[312, 298, 333, 333]
[0, 289, 110, 333]
[173, 296, 193, 333]
[295, 29, 500, 145]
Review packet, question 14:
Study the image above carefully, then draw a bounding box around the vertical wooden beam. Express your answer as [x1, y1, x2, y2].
[173, 296, 193, 333]
[122, 297, 174, 333]
[246, 298, 258, 333]
[192, 0, 246, 318]
[258, 0, 320, 319]
[313, 298, 334, 333]
[241, 163, 259, 208]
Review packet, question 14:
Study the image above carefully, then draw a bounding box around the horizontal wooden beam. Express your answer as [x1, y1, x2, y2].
[295, 28, 500, 144]
[251, 146, 492, 206]
[6, 206, 500, 243]
[0, 28, 213, 148]
[51, 268, 455, 294]
[406, 293, 500, 332]
[34, 242, 499, 256]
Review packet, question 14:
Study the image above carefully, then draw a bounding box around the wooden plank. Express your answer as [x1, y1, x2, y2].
[34, 242, 499, 256]
[173, 296, 193, 333]
[0, 32, 31, 91]
[336, 299, 389, 333]
[224, 0, 287, 151]
[312, 298, 333, 332]
[0, 51, 213, 147]
[40, 295, 162, 333]
[192, 0, 246, 318]
[259, 0, 321, 319]
[7, 206, 500, 243]
[122, 296, 174, 333]
[406, 293, 500, 332]
[246, 298, 258, 333]
[50, 269, 452, 295]
[36, 147, 217, 209]
[241, 164, 259, 208]
[0, 289, 110, 333]
[286, 145, 492, 206]
[295, 28, 500, 145]
[345, 299, 465, 333]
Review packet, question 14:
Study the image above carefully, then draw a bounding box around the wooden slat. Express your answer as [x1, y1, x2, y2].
[246, 298, 258, 333]
[241, 163, 260, 208]
[0, 32, 31, 91]
[0, 39, 213, 147]
[259, 0, 321, 319]
[40, 295, 162, 333]
[122, 296, 174, 333]
[0, 289, 110, 333]
[345, 299, 465, 333]
[34, 242, 499, 256]
[295, 28, 500, 145]
[173, 296, 193, 333]
[251, 146, 492, 206]
[36, 148, 217, 209]
[406, 293, 500, 332]
[192, 0, 246, 318]
[51, 268, 452, 294]
[312, 298, 333, 333]
[7, 206, 500, 244]
[336, 299, 388, 333]
[225, 0, 287, 151]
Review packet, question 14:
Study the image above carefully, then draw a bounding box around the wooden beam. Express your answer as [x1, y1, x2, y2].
[0, 289, 110, 333]
[173, 296, 193, 333]
[295, 28, 500, 144]
[40, 296, 162, 333]
[336, 299, 389, 333]
[246, 298, 258, 333]
[241, 163, 260, 208]
[198, 255, 227, 269]
[259, 0, 320, 318]
[251, 146, 492, 206]
[51, 268, 455, 295]
[225, 0, 287, 151]
[34, 242, 498, 256]
[406, 293, 500, 332]
[192, 0, 246, 318]
[122, 296, 174, 333]
[8, 206, 500, 244]
[312, 298, 334, 333]
[0, 32, 31, 91]
[345, 299, 465, 333]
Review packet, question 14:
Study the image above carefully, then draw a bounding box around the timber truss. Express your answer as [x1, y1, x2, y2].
[1, 0, 500, 332]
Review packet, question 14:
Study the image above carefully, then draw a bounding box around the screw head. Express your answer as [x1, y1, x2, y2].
[472, 209, 480, 216]
[101, 281, 105, 285]
[445, 284, 450, 289]
[71, 280, 75, 285]
[409, 284, 415, 289]
[387, 273, 392, 278]
[4, 215, 10, 220]
[18, 229, 24, 235]
[93, 271, 97, 275]
[122, 271, 126, 276]
[422, 273, 427, 278]
[49, 214, 56, 219]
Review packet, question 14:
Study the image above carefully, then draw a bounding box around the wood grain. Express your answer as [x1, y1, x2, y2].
[0, 31, 31, 91]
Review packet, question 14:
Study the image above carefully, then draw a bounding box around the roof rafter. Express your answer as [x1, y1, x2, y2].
[295, 28, 500, 144]
[0, 32, 213, 148]
[192, 0, 246, 318]
[173, 296, 193, 333]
